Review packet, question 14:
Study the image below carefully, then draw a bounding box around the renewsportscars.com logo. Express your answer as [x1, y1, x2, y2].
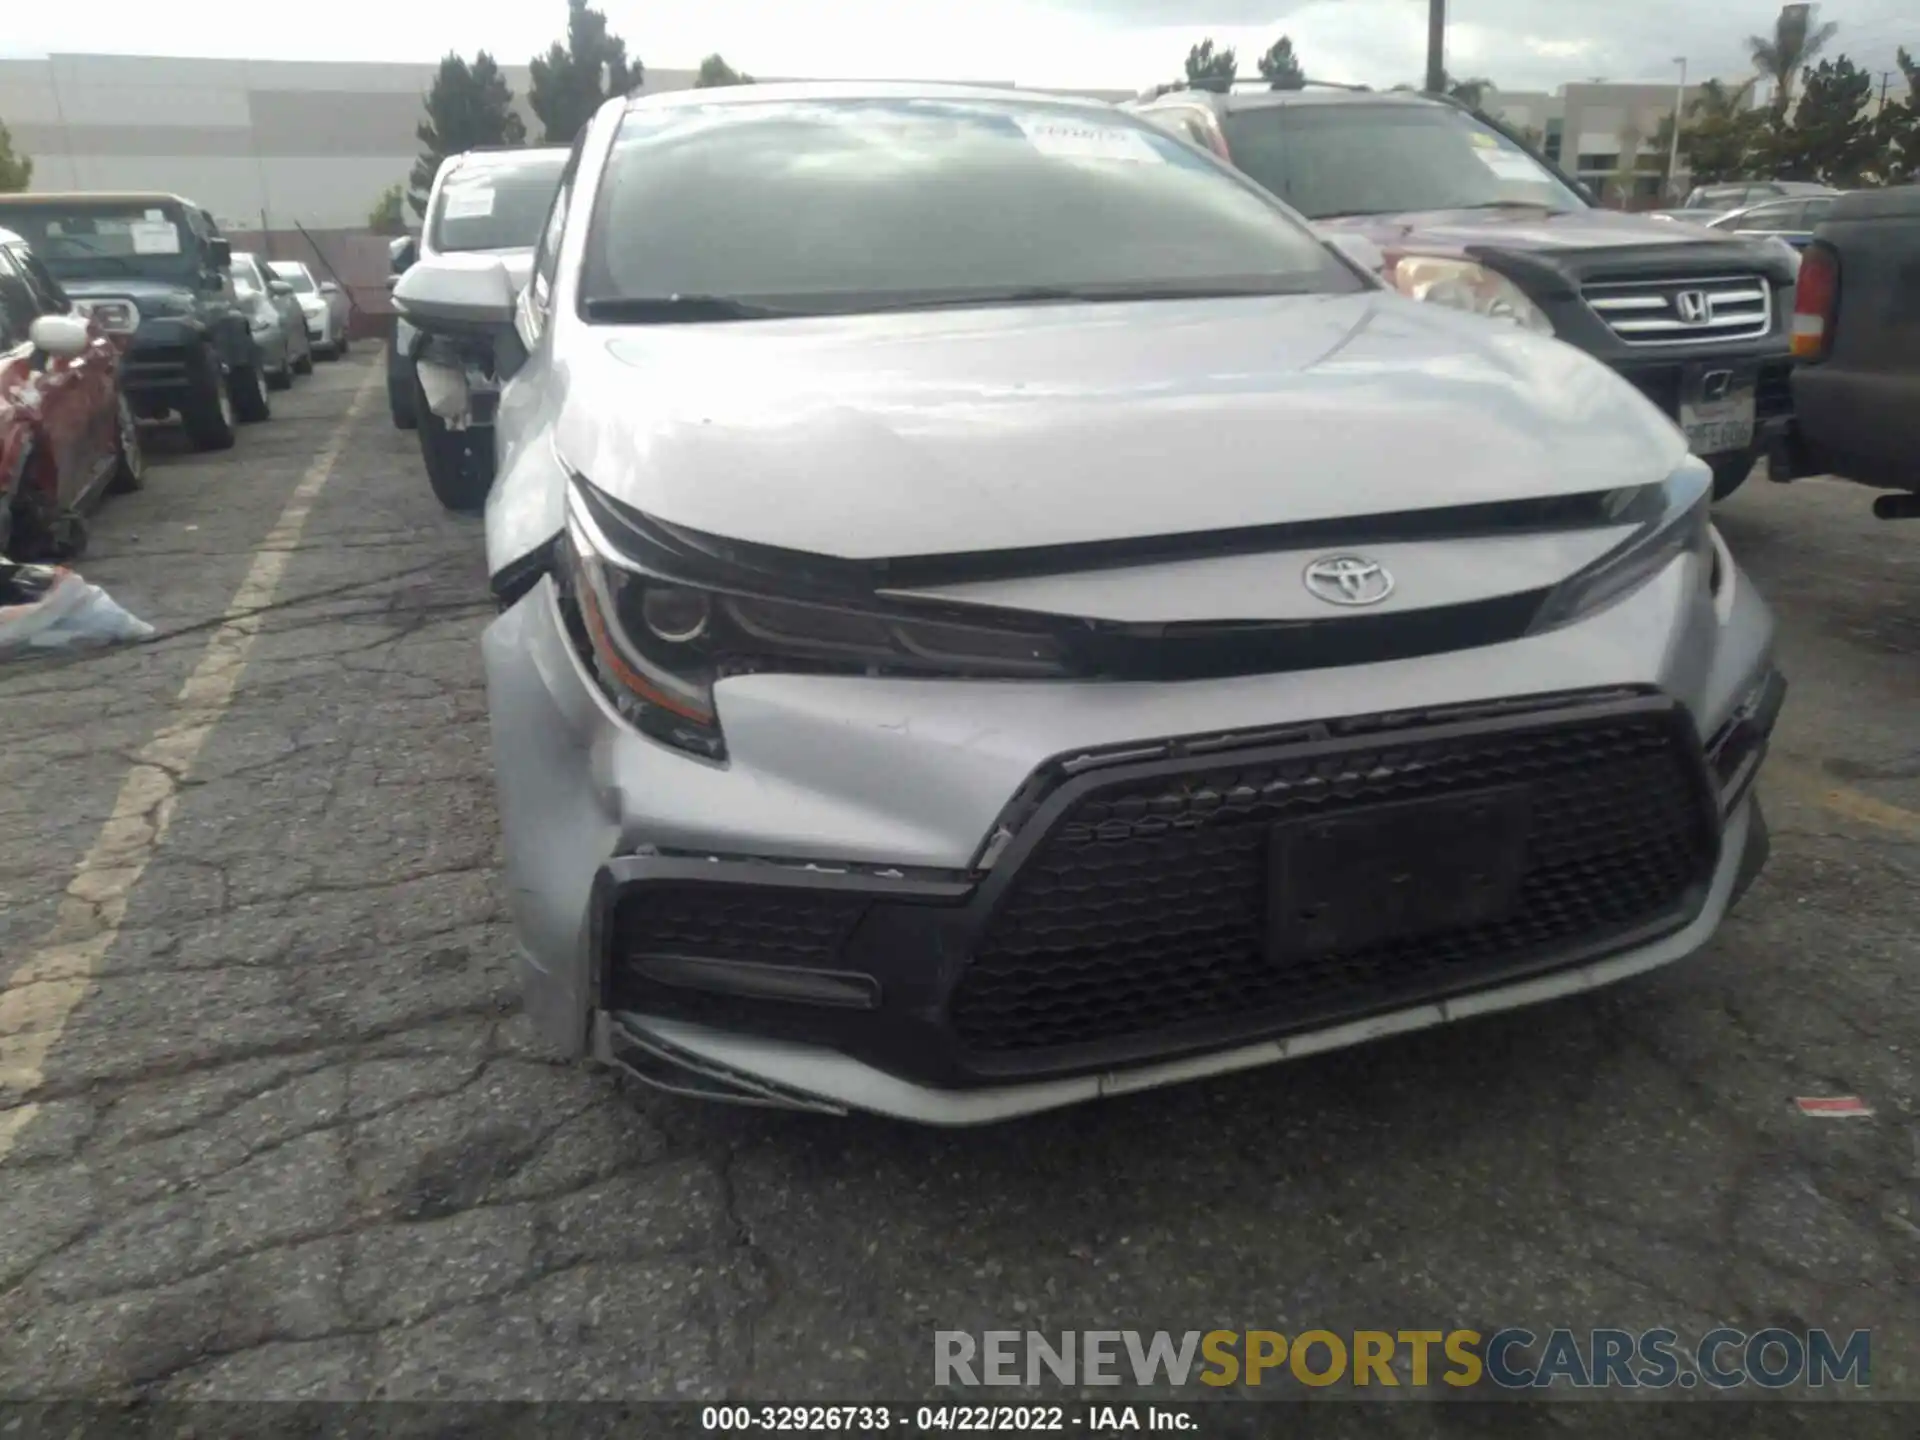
[934, 1328, 1871, 1392]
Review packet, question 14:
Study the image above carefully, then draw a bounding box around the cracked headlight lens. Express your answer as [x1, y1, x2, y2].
[556, 478, 1067, 759]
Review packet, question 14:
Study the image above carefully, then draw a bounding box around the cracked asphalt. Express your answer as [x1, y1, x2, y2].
[0, 351, 1915, 1413]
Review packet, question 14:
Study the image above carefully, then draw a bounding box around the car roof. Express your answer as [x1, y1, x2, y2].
[0, 190, 203, 208]
[0, 227, 23, 246]
[447, 146, 570, 173]
[1134, 86, 1436, 114]
[623, 80, 1113, 114]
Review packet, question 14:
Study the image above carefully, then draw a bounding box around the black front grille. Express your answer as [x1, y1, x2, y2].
[951, 708, 1718, 1058]
[611, 882, 867, 966]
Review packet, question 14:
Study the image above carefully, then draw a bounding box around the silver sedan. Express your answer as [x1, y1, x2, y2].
[395, 83, 1784, 1125]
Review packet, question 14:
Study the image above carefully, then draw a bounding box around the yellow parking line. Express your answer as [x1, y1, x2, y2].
[1765, 759, 1920, 839]
[0, 367, 379, 1161]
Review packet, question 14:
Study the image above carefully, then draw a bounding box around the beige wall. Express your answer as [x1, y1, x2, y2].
[1, 54, 1070, 232]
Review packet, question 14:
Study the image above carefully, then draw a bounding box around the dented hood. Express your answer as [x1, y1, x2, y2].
[552, 292, 1686, 561]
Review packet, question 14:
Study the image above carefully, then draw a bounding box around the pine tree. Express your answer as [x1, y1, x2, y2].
[529, 0, 640, 145]
[409, 53, 527, 218]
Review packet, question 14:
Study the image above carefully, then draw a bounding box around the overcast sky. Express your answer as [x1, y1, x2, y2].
[3, 0, 1912, 97]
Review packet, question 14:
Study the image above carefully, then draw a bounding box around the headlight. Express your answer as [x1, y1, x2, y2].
[72, 298, 140, 333]
[1389, 256, 1555, 335]
[557, 479, 1067, 759]
[1528, 463, 1713, 633]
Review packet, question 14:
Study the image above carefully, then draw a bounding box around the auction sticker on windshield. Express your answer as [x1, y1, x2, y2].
[1013, 116, 1162, 163]
[128, 220, 181, 255]
[443, 188, 496, 219]
[1476, 149, 1545, 182]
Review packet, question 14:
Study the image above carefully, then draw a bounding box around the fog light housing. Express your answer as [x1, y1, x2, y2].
[1705, 669, 1787, 815]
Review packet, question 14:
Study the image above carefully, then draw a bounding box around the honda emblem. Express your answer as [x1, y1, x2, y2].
[1674, 290, 1713, 325]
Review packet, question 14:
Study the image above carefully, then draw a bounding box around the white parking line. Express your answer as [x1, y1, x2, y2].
[0, 366, 379, 1160]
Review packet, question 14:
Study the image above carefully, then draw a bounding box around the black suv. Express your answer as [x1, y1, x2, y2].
[0, 191, 271, 451]
[1128, 85, 1800, 499]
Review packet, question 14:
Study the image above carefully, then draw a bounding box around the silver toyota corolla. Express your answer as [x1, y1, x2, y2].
[395, 83, 1785, 1125]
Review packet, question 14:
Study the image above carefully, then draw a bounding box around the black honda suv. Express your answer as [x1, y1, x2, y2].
[1129, 85, 1800, 499]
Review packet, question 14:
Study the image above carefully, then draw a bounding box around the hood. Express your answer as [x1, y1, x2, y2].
[555, 292, 1687, 561]
[1315, 205, 1800, 297]
[424, 245, 537, 284]
[1315, 205, 1741, 254]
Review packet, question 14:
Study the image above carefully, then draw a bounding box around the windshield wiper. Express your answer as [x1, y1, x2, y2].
[581, 295, 798, 323]
[865, 282, 1314, 312]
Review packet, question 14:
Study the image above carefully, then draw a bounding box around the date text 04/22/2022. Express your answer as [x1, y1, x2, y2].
[700, 1406, 1183, 1432]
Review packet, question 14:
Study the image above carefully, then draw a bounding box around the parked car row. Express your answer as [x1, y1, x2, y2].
[0, 192, 355, 559]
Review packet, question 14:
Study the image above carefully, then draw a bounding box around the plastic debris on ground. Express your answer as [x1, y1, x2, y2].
[1794, 1096, 1875, 1119]
[0, 561, 155, 659]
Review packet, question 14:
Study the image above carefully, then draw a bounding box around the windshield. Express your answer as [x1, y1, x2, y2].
[580, 97, 1361, 316]
[232, 254, 267, 293]
[0, 200, 199, 283]
[429, 155, 566, 253]
[1218, 103, 1585, 219]
[270, 263, 316, 293]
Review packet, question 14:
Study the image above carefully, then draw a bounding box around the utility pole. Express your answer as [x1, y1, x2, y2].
[1425, 0, 1446, 95]
[1666, 58, 1687, 202]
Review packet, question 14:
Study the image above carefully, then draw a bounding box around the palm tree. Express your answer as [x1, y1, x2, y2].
[1747, 3, 1839, 107]
[1694, 76, 1759, 120]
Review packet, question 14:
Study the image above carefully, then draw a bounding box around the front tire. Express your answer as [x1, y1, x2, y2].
[230, 361, 272, 423]
[415, 374, 492, 513]
[1710, 452, 1753, 501]
[181, 349, 237, 452]
[389, 363, 418, 430]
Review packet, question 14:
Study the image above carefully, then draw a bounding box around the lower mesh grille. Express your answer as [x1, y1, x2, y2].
[951, 708, 1717, 1057]
[610, 883, 867, 967]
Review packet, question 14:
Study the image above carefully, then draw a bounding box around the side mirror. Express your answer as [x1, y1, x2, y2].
[269, 280, 295, 297]
[388, 235, 418, 274]
[29, 314, 91, 359]
[320, 280, 341, 295]
[393, 254, 518, 339]
[1323, 231, 1385, 275]
[208, 237, 232, 270]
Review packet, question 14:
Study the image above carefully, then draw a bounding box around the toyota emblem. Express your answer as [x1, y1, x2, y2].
[1303, 555, 1394, 607]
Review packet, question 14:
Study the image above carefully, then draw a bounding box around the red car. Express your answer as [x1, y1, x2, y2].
[0, 226, 142, 561]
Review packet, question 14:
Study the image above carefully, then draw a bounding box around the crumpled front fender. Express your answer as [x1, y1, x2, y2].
[415, 358, 473, 429]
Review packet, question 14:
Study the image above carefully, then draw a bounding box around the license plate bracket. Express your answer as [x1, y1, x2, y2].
[1679, 362, 1757, 456]
[1268, 786, 1534, 960]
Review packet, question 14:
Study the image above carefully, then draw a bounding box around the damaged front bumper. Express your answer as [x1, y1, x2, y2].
[483, 548, 1783, 1124]
[412, 336, 500, 430]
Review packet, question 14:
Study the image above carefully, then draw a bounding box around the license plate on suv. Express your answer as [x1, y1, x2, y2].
[1679, 363, 1757, 456]
[1268, 786, 1534, 961]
